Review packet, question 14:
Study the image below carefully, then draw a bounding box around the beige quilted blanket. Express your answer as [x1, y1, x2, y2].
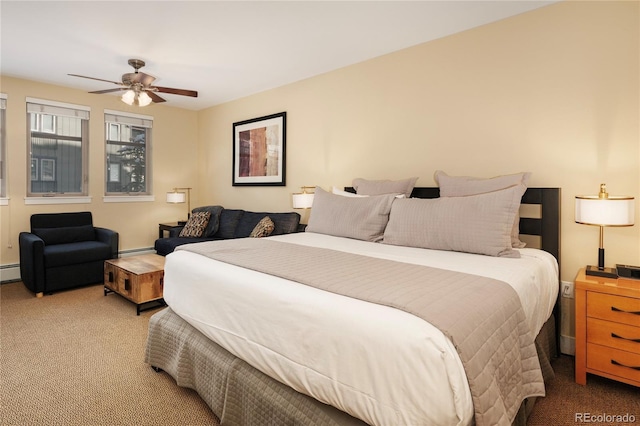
[178, 238, 544, 425]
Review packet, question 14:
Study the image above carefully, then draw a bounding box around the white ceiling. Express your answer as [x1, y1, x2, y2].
[1, 1, 555, 111]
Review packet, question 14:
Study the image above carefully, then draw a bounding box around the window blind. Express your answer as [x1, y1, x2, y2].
[104, 110, 153, 128]
[26, 98, 90, 120]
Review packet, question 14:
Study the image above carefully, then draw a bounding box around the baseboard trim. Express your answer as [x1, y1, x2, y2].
[1, 247, 155, 284]
[119, 247, 155, 257]
[0, 264, 21, 283]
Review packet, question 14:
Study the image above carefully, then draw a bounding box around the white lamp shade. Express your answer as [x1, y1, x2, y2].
[166, 191, 186, 203]
[121, 90, 135, 106]
[575, 197, 635, 226]
[138, 91, 152, 107]
[292, 193, 314, 209]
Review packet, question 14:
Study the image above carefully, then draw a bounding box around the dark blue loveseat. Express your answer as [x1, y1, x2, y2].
[154, 205, 301, 256]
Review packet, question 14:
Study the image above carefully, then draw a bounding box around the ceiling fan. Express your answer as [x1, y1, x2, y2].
[68, 59, 198, 106]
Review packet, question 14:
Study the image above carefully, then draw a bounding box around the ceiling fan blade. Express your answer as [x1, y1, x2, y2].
[146, 91, 166, 103]
[90, 88, 126, 94]
[68, 74, 123, 86]
[153, 86, 198, 97]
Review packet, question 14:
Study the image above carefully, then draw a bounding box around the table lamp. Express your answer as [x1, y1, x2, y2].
[292, 186, 315, 209]
[575, 184, 635, 278]
[167, 187, 192, 224]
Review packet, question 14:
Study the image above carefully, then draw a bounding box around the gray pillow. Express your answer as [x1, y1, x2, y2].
[382, 184, 526, 257]
[434, 170, 531, 248]
[306, 187, 396, 242]
[352, 177, 418, 198]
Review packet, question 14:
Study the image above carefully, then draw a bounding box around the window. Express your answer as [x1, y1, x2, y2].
[0, 94, 6, 199]
[105, 110, 152, 195]
[27, 98, 90, 196]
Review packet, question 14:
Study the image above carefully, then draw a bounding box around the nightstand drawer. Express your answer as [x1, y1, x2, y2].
[587, 292, 640, 326]
[587, 343, 640, 383]
[587, 317, 640, 354]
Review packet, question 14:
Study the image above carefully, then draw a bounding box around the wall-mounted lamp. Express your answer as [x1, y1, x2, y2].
[575, 183, 635, 278]
[167, 187, 192, 224]
[292, 186, 315, 209]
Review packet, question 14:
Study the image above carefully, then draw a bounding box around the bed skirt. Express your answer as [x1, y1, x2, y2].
[144, 307, 556, 426]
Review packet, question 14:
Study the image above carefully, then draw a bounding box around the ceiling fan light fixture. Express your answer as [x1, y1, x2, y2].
[121, 89, 135, 105]
[137, 91, 152, 107]
[70, 58, 197, 106]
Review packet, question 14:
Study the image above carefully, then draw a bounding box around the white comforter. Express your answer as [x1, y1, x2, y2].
[163, 232, 558, 426]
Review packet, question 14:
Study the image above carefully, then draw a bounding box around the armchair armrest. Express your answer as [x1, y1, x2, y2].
[18, 232, 46, 294]
[95, 227, 119, 259]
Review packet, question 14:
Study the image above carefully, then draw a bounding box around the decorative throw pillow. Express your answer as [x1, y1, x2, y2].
[352, 177, 418, 198]
[250, 216, 275, 238]
[306, 187, 396, 242]
[383, 184, 526, 257]
[434, 170, 531, 248]
[178, 211, 211, 238]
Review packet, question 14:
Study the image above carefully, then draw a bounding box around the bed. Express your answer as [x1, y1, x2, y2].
[145, 181, 561, 426]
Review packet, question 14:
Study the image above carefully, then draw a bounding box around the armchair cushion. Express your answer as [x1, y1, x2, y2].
[32, 225, 96, 245]
[44, 241, 114, 268]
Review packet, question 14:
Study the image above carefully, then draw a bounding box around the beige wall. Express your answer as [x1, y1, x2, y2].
[0, 77, 199, 267]
[1, 1, 638, 287]
[197, 1, 639, 283]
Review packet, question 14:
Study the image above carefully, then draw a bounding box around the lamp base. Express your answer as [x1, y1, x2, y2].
[585, 264, 618, 279]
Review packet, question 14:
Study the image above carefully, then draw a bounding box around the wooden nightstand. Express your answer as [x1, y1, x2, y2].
[575, 268, 640, 387]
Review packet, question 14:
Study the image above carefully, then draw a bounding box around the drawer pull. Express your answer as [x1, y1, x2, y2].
[108, 272, 114, 282]
[611, 306, 640, 315]
[611, 359, 640, 371]
[611, 333, 640, 343]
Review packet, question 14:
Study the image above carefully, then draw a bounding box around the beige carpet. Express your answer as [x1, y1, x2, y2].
[2, 281, 638, 426]
[0, 282, 219, 426]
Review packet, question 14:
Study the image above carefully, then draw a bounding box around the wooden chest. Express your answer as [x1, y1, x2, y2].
[104, 254, 166, 315]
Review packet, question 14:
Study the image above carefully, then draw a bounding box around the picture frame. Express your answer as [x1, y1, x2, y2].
[232, 112, 286, 186]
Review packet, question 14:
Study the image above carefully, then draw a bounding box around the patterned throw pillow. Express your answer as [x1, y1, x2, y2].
[179, 211, 211, 237]
[250, 216, 275, 238]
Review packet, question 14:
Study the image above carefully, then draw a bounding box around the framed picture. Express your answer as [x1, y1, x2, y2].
[232, 112, 286, 186]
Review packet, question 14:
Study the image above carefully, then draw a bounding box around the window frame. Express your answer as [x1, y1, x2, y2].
[104, 109, 153, 197]
[26, 98, 90, 198]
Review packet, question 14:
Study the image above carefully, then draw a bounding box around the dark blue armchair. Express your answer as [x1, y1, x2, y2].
[19, 212, 119, 297]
